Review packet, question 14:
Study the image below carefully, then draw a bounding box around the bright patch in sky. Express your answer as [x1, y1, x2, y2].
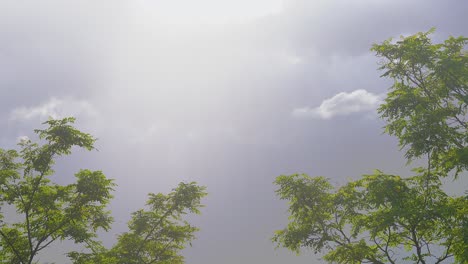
[135, 0, 284, 24]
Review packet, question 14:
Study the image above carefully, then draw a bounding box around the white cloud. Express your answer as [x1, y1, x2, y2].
[16, 135, 30, 143]
[292, 89, 384, 119]
[10, 97, 97, 121]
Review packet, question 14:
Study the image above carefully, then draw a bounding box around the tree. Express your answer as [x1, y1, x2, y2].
[273, 30, 468, 263]
[0, 118, 207, 264]
[273, 171, 467, 263]
[0, 117, 114, 264]
[373, 29, 468, 177]
[68, 182, 207, 264]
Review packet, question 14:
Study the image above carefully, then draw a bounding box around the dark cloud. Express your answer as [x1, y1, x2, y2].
[278, 0, 468, 57]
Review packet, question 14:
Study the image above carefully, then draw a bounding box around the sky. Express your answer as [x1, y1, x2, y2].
[1, 1, 468, 263]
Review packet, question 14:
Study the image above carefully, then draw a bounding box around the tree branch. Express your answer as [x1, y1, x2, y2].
[0, 229, 26, 264]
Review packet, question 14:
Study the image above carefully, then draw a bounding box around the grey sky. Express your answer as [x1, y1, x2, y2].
[1, 1, 468, 263]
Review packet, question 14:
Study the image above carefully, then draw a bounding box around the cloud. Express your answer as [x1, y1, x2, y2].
[1, 1, 467, 264]
[10, 97, 97, 121]
[280, 0, 468, 57]
[16, 135, 30, 143]
[292, 89, 383, 119]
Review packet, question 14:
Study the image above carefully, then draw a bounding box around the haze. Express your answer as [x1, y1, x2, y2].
[1, 1, 467, 263]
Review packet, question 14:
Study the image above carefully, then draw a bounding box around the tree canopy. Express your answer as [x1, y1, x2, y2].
[0, 117, 206, 264]
[273, 170, 467, 263]
[68, 182, 207, 264]
[373, 29, 468, 177]
[273, 30, 468, 263]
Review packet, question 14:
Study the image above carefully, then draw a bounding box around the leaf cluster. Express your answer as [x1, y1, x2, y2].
[0, 118, 114, 264]
[0, 118, 207, 264]
[68, 182, 207, 264]
[273, 171, 467, 263]
[274, 29, 468, 264]
[372, 29, 468, 177]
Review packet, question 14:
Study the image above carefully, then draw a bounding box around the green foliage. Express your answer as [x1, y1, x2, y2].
[274, 30, 468, 263]
[0, 118, 114, 264]
[0, 118, 207, 264]
[273, 171, 467, 263]
[372, 29, 468, 177]
[68, 182, 207, 264]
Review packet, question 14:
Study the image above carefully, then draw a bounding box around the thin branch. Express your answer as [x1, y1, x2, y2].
[435, 238, 453, 264]
[0, 229, 26, 264]
[410, 227, 426, 264]
[147, 236, 177, 264]
[135, 205, 177, 261]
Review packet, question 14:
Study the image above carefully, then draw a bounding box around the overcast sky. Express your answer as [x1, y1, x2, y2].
[1, 1, 468, 263]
